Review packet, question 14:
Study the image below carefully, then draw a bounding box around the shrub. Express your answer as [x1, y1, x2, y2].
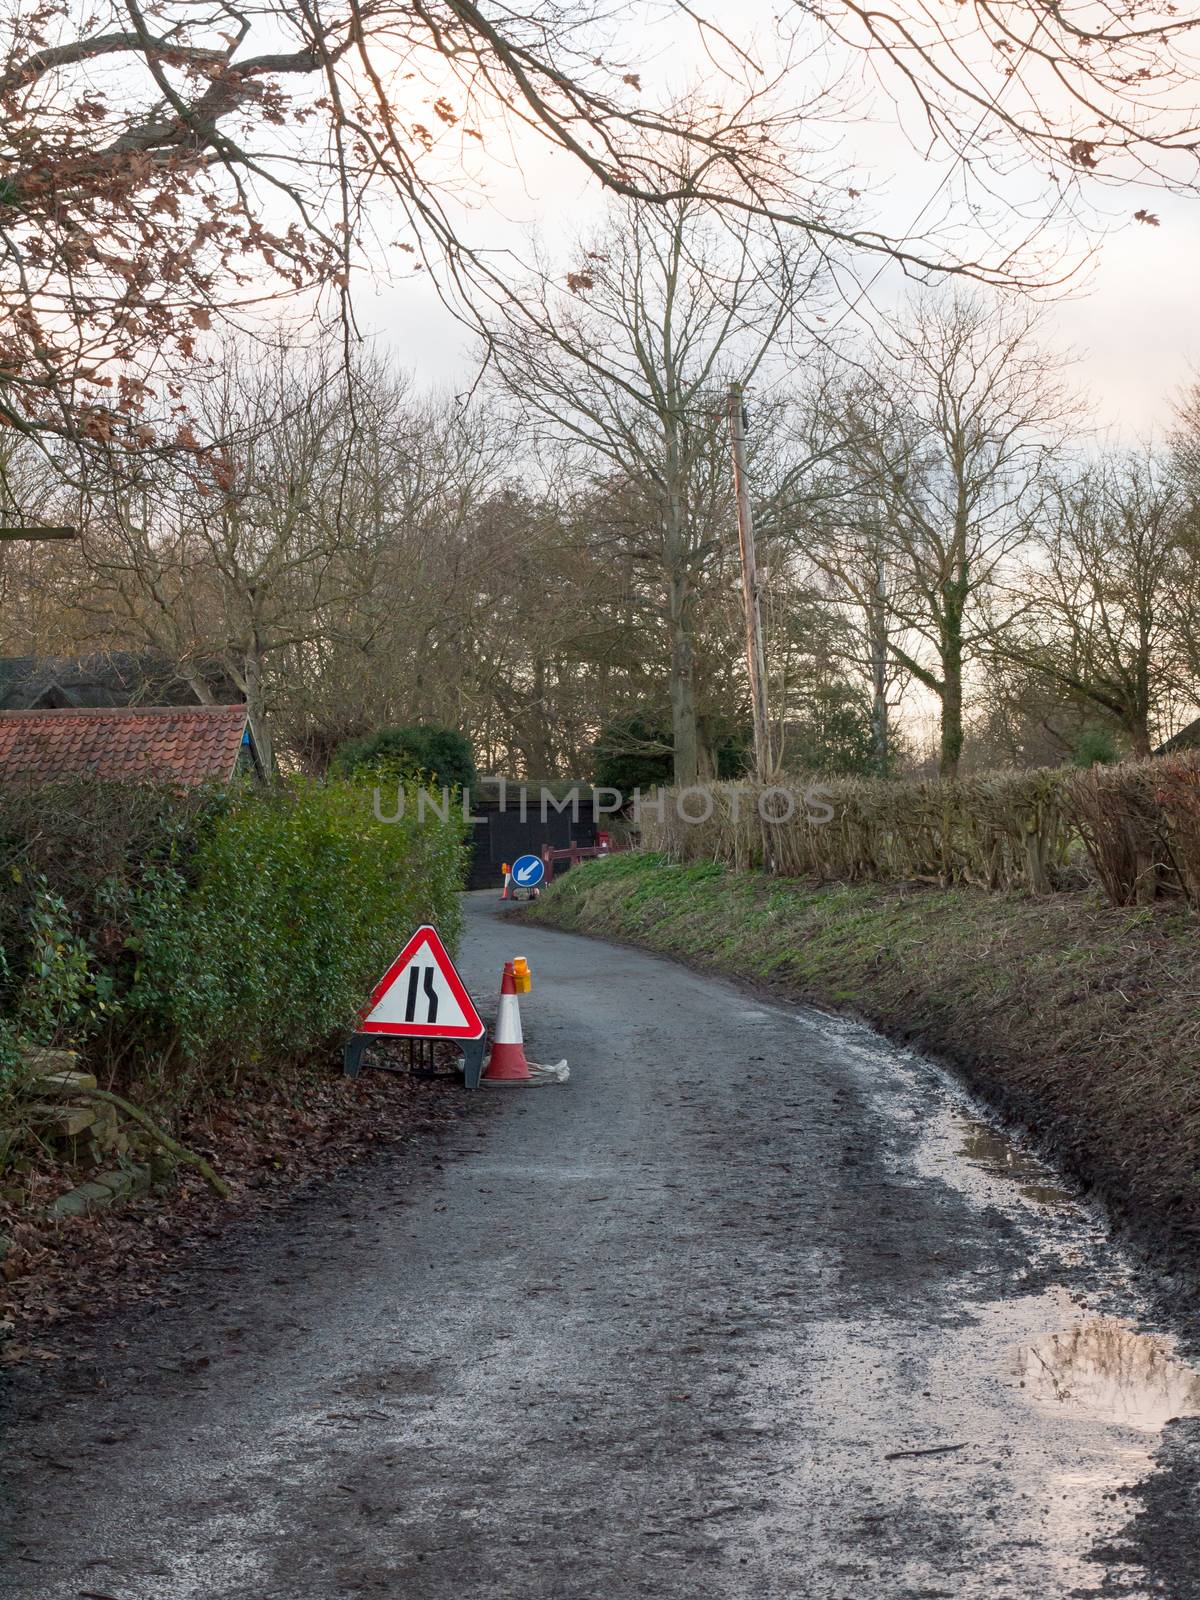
[158, 780, 466, 1082]
[0, 778, 206, 1039]
[783, 679, 879, 778]
[0, 778, 467, 1115]
[331, 725, 476, 791]
[1069, 754, 1200, 907]
[592, 717, 673, 795]
[1071, 728, 1119, 768]
[711, 731, 751, 780]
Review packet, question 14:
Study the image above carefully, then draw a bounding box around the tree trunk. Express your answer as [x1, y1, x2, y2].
[244, 649, 274, 775]
[521, 658, 554, 776]
[662, 413, 698, 787]
[668, 577, 699, 786]
[939, 627, 964, 779]
[1128, 714, 1152, 759]
[1132, 625, 1153, 758]
[184, 669, 216, 706]
[869, 564, 889, 777]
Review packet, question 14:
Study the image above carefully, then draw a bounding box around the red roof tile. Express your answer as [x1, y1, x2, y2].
[0, 704, 251, 786]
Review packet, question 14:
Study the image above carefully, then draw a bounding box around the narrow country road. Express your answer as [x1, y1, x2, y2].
[2, 890, 1198, 1598]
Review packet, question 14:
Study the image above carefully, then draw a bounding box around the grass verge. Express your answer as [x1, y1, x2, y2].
[531, 852, 1200, 1292]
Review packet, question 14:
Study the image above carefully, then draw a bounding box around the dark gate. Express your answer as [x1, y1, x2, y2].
[466, 783, 599, 891]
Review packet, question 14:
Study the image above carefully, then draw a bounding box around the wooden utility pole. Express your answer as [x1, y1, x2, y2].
[869, 543, 889, 777]
[727, 382, 772, 783]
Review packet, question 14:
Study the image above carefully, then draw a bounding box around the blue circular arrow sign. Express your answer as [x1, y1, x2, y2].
[511, 853, 545, 888]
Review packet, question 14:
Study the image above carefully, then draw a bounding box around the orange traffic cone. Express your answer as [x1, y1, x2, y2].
[482, 961, 533, 1081]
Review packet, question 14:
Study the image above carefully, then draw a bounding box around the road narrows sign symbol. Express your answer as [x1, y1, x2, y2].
[359, 925, 484, 1039]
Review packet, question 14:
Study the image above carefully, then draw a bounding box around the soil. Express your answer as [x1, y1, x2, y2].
[1, 891, 1198, 1599]
[1, 1054, 466, 1352]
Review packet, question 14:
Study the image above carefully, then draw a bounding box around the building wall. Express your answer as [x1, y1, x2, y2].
[466, 798, 599, 890]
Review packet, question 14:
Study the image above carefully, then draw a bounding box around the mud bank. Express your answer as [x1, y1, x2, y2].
[528, 853, 1200, 1309]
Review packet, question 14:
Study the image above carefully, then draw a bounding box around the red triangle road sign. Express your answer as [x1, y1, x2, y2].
[358, 925, 485, 1039]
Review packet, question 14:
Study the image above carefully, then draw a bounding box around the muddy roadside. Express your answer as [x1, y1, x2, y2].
[0, 1053, 476, 1360]
[3, 890, 1200, 1598]
[526, 853, 1200, 1317]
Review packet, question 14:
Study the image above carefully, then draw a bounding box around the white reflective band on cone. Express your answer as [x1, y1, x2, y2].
[494, 991, 524, 1045]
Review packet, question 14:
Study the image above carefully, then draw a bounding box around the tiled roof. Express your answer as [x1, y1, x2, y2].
[0, 704, 251, 786]
[1157, 718, 1200, 756]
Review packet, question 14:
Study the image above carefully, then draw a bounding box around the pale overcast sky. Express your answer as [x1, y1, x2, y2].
[360, 202, 1198, 443]
[347, 1, 1199, 441]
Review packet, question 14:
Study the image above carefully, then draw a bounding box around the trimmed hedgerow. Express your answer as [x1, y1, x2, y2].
[639, 752, 1200, 907]
[0, 777, 466, 1115]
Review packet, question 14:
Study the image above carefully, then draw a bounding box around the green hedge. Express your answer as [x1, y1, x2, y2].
[0, 778, 467, 1112]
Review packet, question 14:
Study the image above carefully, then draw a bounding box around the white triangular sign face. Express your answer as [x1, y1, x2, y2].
[358, 925, 484, 1039]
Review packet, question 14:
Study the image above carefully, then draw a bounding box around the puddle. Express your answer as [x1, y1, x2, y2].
[1018, 1316, 1200, 1431]
[769, 1009, 1200, 1592]
[1018, 1181, 1076, 1207]
[955, 1117, 1075, 1209]
[792, 1009, 1081, 1216]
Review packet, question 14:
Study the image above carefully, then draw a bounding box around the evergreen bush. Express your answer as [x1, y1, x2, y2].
[0, 778, 467, 1118]
[331, 725, 476, 792]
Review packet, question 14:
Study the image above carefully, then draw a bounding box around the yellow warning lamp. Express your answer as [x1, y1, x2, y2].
[512, 956, 532, 994]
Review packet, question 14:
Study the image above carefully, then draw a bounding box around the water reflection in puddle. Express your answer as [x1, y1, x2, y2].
[1019, 1316, 1200, 1431]
[1018, 1181, 1076, 1207]
[785, 1010, 1194, 1591]
[955, 1118, 1075, 1208]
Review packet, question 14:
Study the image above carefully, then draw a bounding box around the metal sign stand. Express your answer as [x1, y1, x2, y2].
[343, 1031, 487, 1089]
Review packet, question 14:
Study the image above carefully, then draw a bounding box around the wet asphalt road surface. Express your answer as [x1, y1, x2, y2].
[3, 890, 1200, 1599]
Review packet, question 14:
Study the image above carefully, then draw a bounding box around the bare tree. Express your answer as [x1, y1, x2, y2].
[75, 341, 390, 767]
[967, 652, 1120, 772]
[43, 342, 641, 778]
[803, 460, 915, 778]
[1005, 452, 1189, 757]
[817, 292, 1073, 777]
[0, 435, 92, 652]
[818, 1, 1200, 194]
[484, 170, 836, 784]
[0, 2, 819, 454]
[3, 0, 1197, 459]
